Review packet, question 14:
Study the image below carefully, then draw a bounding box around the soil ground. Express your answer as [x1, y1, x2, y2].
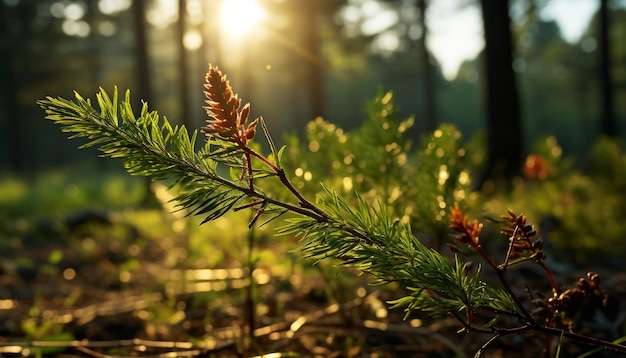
[1, 210, 624, 357]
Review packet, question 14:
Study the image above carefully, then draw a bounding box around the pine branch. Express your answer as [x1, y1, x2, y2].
[38, 84, 498, 323]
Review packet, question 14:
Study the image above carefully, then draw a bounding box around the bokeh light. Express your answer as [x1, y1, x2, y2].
[97, 0, 132, 15]
[183, 30, 203, 50]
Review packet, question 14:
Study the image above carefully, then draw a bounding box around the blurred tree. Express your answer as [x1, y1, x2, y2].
[416, 0, 437, 131]
[132, 0, 158, 205]
[0, 1, 24, 170]
[1, 0, 142, 171]
[513, 1, 625, 156]
[300, 0, 325, 118]
[442, 57, 483, 137]
[575, 5, 626, 146]
[328, 0, 443, 135]
[132, 0, 153, 106]
[379, 0, 437, 131]
[477, 0, 521, 188]
[257, 0, 346, 133]
[177, 0, 191, 128]
[599, 0, 615, 137]
[512, 4, 584, 154]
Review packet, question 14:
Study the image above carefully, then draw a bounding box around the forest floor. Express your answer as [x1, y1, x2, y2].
[1, 208, 625, 358]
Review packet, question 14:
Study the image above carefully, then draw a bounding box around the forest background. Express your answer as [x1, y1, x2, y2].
[1, 0, 625, 174]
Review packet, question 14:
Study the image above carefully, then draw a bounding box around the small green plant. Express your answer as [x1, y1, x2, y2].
[21, 304, 75, 357]
[38, 65, 625, 356]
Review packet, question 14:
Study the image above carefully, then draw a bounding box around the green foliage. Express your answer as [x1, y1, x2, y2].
[283, 91, 474, 244]
[588, 137, 626, 189]
[411, 124, 474, 238]
[283, 90, 415, 207]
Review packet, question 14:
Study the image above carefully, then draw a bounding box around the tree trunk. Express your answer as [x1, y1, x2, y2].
[1, 46, 20, 170]
[477, 0, 522, 189]
[1, 4, 23, 170]
[417, 0, 437, 132]
[131, 0, 153, 106]
[599, 0, 615, 137]
[131, 0, 156, 205]
[177, 0, 191, 128]
[301, 1, 324, 120]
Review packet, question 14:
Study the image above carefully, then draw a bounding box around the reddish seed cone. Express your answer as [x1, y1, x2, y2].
[202, 64, 258, 145]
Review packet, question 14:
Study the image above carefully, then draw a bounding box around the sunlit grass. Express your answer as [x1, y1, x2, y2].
[0, 169, 147, 218]
[0, 168, 341, 287]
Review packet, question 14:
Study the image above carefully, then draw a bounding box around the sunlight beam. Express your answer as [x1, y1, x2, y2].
[219, 0, 267, 39]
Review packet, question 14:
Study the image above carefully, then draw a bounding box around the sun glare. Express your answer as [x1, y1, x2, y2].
[219, 0, 267, 39]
